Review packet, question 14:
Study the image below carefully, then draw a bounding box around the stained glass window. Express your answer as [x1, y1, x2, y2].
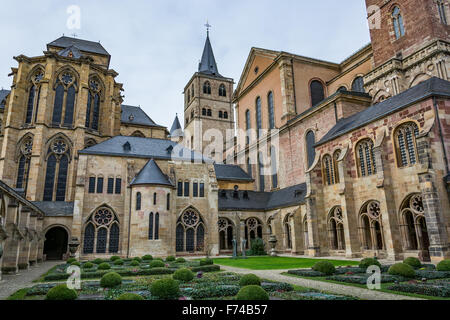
[176, 224, 184, 252]
[357, 139, 376, 177]
[83, 224, 95, 254]
[149, 212, 154, 240]
[96, 177, 103, 194]
[52, 84, 64, 125]
[268, 92, 275, 130]
[55, 154, 68, 201]
[89, 177, 96, 193]
[193, 182, 198, 197]
[186, 228, 195, 252]
[43, 155, 57, 201]
[256, 97, 262, 137]
[184, 182, 189, 197]
[25, 85, 35, 124]
[393, 6, 405, 39]
[155, 213, 159, 240]
[310, 80, 325, 106]
[107, 178, 114, 194]
[199, 183, 205, 198]
[395, 122, 419, 167]
[196, 224, 204, 251]
[96, 228, 107, 253]
[63, 85, 75, 126]
[306, 131, 316, 168]
[109, 224, 119, 253]
[136, 192, 142, 210]
[85, 92, 92, 128]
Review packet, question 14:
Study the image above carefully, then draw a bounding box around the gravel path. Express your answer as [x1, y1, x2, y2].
[220, 265, 424, 301]
[0, 261, 61, 300]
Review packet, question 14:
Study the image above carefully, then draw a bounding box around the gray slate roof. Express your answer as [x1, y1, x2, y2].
[121, 105, 163, 127]
[131, 159, 174, 187]
[47, 36, 109, 56]
[0, 89, 10, 109]
[218, 183, 306, 211]
[317, 77, 450, 146]
[79, 136, 211, 163]
[169, 115, 183, 137]
[58, 45, 83, 59]
[198, 33, 222, 77]
[32, 201, 74, 217]
[214, 164, 254, 182]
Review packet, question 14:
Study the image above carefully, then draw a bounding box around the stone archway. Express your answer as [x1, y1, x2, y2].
[43, 226, 68, 260]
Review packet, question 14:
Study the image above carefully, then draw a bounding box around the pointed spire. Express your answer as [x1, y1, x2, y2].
[170, 114, 183, 137]
[198, 24, 221, 77]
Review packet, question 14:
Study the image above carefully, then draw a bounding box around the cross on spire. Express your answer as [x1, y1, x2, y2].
[205, 20, 212, 35]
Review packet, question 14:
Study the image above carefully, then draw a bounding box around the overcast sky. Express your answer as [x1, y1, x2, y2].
[0, 0, 371, 128]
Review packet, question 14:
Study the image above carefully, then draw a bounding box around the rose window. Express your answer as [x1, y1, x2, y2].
[21, 140, 33, 155]
[182, 211, 199, 227]
[61, 73, 74, 85]
[368, 202, 381, 219]
[218, 218, 228, 230]
[410, 195, 424, 213]
[247, 218, 258, 230]
[52, 140, 67, 154]
[34, 72, 44, 83]
[94, 208, 114, 226]
[89, 80, 99, 92]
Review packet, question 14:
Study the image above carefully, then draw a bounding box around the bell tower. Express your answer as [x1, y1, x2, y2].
[183, 25, 234, 159]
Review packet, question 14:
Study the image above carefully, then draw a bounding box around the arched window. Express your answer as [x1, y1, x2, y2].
[43, 138, 70, 201]
[153, 192, 157, 205]
[328, 207, 345, 250]
[52, 71, 77, 127]
[16, 137, 33, 190]
[219, 84, 226, 97]
[271, 146, 278, 189]
[219, 111, 223, 118]
[155, 212, 160, 240]
[437, 0, 448, 25]
[256, 97, 262, 137]
[176, 209, 206, 253]
[351, 77, 365, 93]
[224, 111, 228, 119]
[284, 216, 292, 249]
[218, 218, 235, 250]
[136, 192, 142, 210]
[258, 152, 265, 191]
[131, 131, 145, 138]
[359, 201, 384, 251]
[303, 217, 309, 250]
[400, 194, 429, 251]
[149, 212, 154, 240]
[82, 207, 120, 254]
[244, 218, 263, 249]
[25, 69, 44, 125]
[322, 155, 335, 186]
[337, 86, 347, 93]
[356, 139, 377, 177]
[305, 130, 316, 169]
[268, 92, 275, 130]
[187, 90, 190, 103]
[85, 78, 101, 131]
[392, 6, 405, 39]
[202, 108, 207, 116]
[207, 109, 212, 117]
[310, 80, 325, 106]
[247, 157, 252, 178]
[245, 109, 251, 144]
[394, 122, 419, 167]
[203, 81, 211, 94]
[166, 193, 170, 210]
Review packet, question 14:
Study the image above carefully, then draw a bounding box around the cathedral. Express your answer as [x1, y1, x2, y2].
[0, 0, 450, 278]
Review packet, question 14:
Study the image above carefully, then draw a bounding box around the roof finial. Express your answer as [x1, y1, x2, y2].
[205, 20, 211, 36]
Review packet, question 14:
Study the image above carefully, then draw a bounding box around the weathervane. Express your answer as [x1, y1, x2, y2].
[205, 20, 212, 35]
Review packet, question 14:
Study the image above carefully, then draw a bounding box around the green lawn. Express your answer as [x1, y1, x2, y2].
[213, 256, 359, 270]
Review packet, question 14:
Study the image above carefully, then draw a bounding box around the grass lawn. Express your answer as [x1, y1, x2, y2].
[282, 273, 450, 301]
[213, 256, 359, 270]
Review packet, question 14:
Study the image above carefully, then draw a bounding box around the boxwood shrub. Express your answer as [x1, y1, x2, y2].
[437, 260, 450, 272]
[92, 258, 104, 265]
[239, 274, 261, 286]
[130, 260, 140, 267]
[186, 284, 240, 299]
[82, 262, 94, 269]
[150, 260, 166, 268]
[388, 263, 415, 278]
[70, 261, 81, 267]
[100, 272, 122, 288]
[116, 293, 144, 300]
[150, 278, 180, 300]
[190, 265, 220, 273]
[173, 268, 194, 282]
[359, 258, 381, 270]
[110, 256, 121, 262]
[287, 270, 325, 277]
[66, 258, 76, 264]
[113, 259, 124, 266]
[142, 255, 153, 261]
[166, 256, 176, 262]
[98, 262, 111, 270]
[132, 257, 142, 263]
[236, 285, 269, 300]
[45, 284, 78, 300]
[176, 258, 186, 263]
[404, 257, 422, 269]
[312, 261, 336, 275]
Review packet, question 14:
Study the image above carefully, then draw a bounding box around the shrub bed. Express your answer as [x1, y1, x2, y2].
[66, 258, 76, 264]
[327, 274, 407, 285]
[151, 278, 180, 300]
[149, 260, 166, 268]
[166, 256, 176, 262]
[200, 258, 214, 266]
[359, 258, 381, 270]
[388, 281, 450, 297]
[98, 263, 111, 270]
[92, 258, 104, 265]
[415, 270, 450, 280]
[142, 255, 153, 261]
[176, 258, 186, 263]
[114, 259, 124, 266]
[312, 261, 335, 275]
[388, 263, 416, 278]
[45, 284, 78, 300]
[261, 282, 293, 292]
[82, 262, 94, 269]
[287, 270, 326, 277]
[130, 260, 140, 267]
[185, 285, 240, 299]
[437, 260, 450, 272]
[190, 265, 220, 273]
[110, 256, 121, 261]
[236, 285, 269, 300]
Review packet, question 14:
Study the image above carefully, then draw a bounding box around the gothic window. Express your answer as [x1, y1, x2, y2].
[177, 181, 183, 196]
[52, 71, 77, 127]
[82, 207, 120, 254]
[306, 130, 316, 169]
[219, 84, 227, 97]
[258, 152, 265, 191]
[394, 122, 420, 167]
[245, 109, 251, 145]
[153, 192, 157, 205]
[176, 209, 205, 253]
[16, 137, 33, 190]
[392, 6, 405, 39]
[310, 80, 325, 106]
[88, 177, 96, 193]
[96, 177, 104, 194]
[256, 97, 262, 137]
[86, 78, 101, 131]
[199, 183, 205, 197]
[218, 218, 235, 250]
[207, 109, 212, 117]
[202, 108, 206, 116]
[25, 69, 44, 125]
[219, 111, 223, 118]
[107, 178, 114, 194]
[149, 212, 154, 240]
[224, 111, 228, 119]
[244, 218, 263, 249]
[337, 86, 347, 93]
[437, 0, 448, 25]
[155, 213, 160, 240]
[268, 91, 275, 130]
[359, 201, 384, 251]
[328, 207, 346, 250]
[136, 192, 142, 210]
[356, 139, 377, 177]
[351, 77, 365, 93]
[271, 146, 278, 189]
[166, 193, 170, 210]
[247, 157, 252, 178]
[184, 181, 190, 197]
[323, 151, 340, 185]
[400, 194, 429, 251]
[115, 178, 122, 194]
[193, 182, 199, 197]
[284, 215, 292, 249]
[203, 81, 211, 94]
[43, 138, 71, 201]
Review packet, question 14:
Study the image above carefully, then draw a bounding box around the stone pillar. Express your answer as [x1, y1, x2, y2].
[291, 208, 305, 255]
[28, 215, 38, 265]
[17, 206, 31, 270]
[1, 201, 22, 274]
[305, 197, 322, 257]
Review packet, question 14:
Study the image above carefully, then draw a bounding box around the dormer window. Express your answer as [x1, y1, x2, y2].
[129, 114, 134, 121]
[123, 141, 131, 152]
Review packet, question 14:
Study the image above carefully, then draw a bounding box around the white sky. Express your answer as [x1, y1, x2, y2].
[0, 0, 371, 128]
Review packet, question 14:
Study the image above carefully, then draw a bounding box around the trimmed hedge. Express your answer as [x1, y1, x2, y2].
[359, 258, 381, 269]
[117, 293, 144, 300]
[388, 263, 416, 278]
[70, 261, 81, 267]
[132, 257, 142, 263]
[110, 256, 121, 262]
[312, 261, 335, 276]
[327, 274, 407, 285]
[437, 260, 450, 272]
[236, 285, 269, 300]
[149, 260, 166, 268]
[415, 270, 450, 280]
[98, 263, 111, 270]
[239, 274, 261, 286]
[82, 262, 94, 269]
[176, 258, 186, 263]
[200, 258, 214, 266]
[190, 265, 220, 273]
[100, 272, 122, 288]
[66, 258, 76, 264]
[45, 284, 78, 300]
[166, 256, 176, 262]
[44, 267, 175, 281]
[287, 270, 325, 277]
[186, 285, 240, 299]
[130, 260, 140, 267]
[142, 255, 153, 261]
[151, 278, 180, 300]
[92, 258, 104, 265]
[173, 268, 194, 282]
[404, 257, 422, 269]
[388, 282, 450, 297]
[114, 259, 124, 266]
